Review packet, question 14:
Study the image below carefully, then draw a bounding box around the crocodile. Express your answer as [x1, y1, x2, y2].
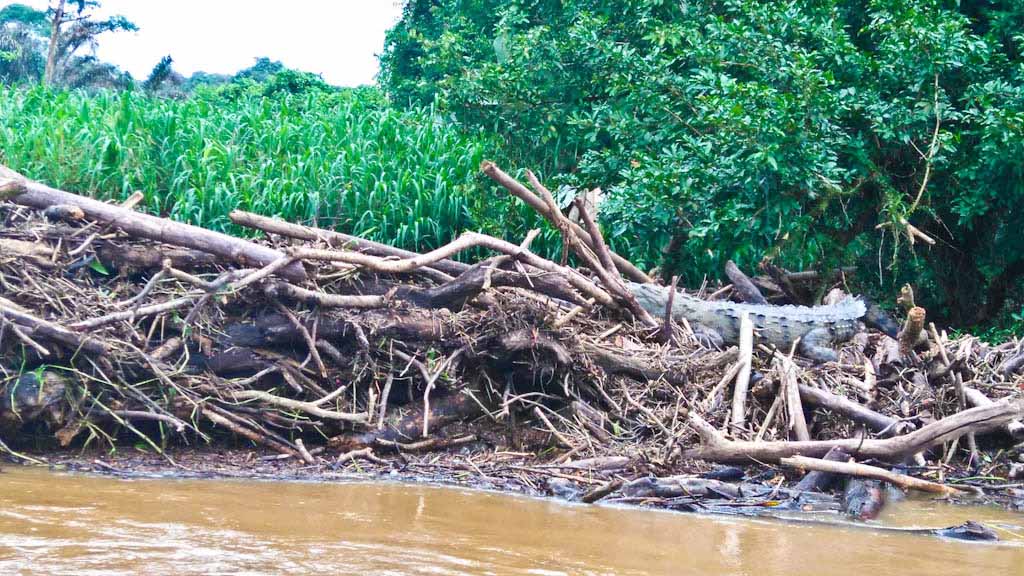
[625, 281, 866, 362]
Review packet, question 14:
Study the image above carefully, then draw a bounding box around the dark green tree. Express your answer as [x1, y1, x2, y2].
[142, 54, 174, 93]
[382, 0, 1024, 329]
[0, 3, 49, 83]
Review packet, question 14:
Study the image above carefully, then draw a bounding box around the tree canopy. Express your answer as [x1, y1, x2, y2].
[0, 1, 136, 87]
[381, 0, 1024, 329]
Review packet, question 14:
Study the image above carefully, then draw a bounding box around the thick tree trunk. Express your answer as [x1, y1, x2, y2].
[44, 0, 66, 86]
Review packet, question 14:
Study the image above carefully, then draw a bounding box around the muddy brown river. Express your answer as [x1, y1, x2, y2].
[0, 467, 1022, 575]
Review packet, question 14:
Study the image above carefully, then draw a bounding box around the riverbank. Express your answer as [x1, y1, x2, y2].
[2, 164, 1023, 530]
[18, 439, 1024, 523]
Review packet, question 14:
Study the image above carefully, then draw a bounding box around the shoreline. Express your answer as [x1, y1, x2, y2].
[12, 444, 1023, 522]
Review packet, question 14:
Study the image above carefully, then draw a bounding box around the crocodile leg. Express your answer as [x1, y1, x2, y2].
[799, 327, 838, 363]
[692, 325, 724, 349]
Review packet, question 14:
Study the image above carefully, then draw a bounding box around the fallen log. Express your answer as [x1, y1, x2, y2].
[224, 309, 459, 349]
[581, 479, 624, 503]
[229, 389, 368, 423]
[730, 312, 754, 432]
[292, 232, 614, 307]
[777, 351, 810, 441]
[794, 447, 851, 492]
[786, 380, 912, 437]
[1, 165, 306, 281]
[964, 387, 1024, 440]
[999, 352, 1024, 378]
[96, 243, 219, 272]
[724, 260, 768, 305]
[782, 455, 964, 496]
[683, 399, 1024, 464]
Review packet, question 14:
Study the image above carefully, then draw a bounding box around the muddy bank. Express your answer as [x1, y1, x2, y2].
[1, 163, 1024, 532]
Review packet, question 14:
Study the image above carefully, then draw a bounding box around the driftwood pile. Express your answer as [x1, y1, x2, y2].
[1, 162, 1023, 515]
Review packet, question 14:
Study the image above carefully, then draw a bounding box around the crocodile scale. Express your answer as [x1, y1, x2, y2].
[625, 282, 866, 361]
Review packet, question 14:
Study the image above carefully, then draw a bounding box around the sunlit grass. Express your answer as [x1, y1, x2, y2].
[0, 85, 507, 254]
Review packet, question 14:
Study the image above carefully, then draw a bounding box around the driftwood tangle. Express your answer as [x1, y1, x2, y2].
[0, 162, 1022, 516]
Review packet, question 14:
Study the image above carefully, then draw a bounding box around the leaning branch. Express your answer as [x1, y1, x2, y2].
[481, 161, 651, 283]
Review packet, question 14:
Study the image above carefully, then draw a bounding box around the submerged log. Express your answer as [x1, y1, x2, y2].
[794, 447, 851, 493]
[782, 455, 963, 496]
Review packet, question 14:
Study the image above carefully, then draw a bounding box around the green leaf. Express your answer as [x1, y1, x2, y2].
[89, 258, 110, 276]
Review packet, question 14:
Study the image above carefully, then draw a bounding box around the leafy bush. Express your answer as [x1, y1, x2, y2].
[382, 0, 1024, 328]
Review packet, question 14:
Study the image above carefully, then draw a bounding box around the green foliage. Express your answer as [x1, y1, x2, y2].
[0, 85, 502, 255]
[199, 57, 335, 100]
[142, 55, 174, 93]
[0, 3, 47, 83]
[0, 4, 49, 31]
[382, 0, 1024, 327]
[233, 56, 288, 83]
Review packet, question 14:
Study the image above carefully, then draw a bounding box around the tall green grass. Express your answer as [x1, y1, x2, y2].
[0, 85, 509, 254]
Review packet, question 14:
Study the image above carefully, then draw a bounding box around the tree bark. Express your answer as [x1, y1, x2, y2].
[44, 0, 66, 86]
[724, 260, 768, 304]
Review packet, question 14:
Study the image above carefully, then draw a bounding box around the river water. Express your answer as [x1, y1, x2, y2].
[0, 466, 1021, 575]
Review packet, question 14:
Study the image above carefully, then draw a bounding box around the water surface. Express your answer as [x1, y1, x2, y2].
[0, 466, 1021, 575]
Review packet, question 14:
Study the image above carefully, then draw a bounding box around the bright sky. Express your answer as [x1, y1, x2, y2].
[8, 0, 405, 86]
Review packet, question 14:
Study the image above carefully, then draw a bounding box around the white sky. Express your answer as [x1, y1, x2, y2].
[6, 0, 405, 86]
